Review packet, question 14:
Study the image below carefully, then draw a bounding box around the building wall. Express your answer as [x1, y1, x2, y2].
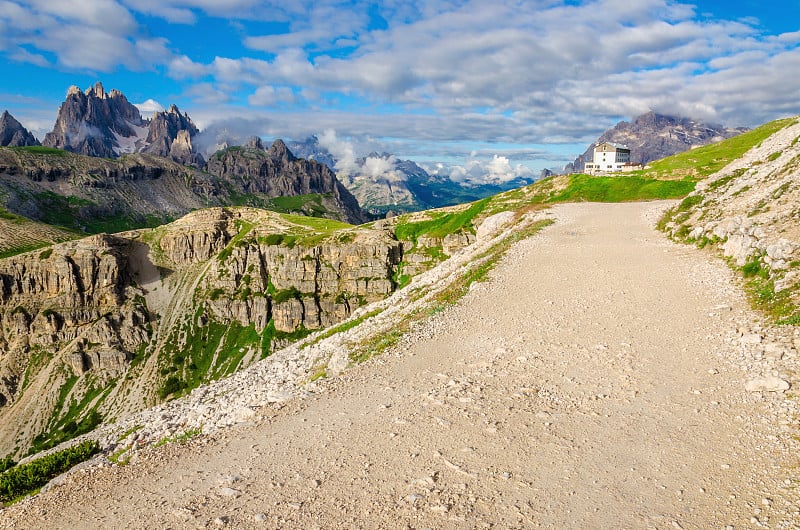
[586, 143, 631, 174]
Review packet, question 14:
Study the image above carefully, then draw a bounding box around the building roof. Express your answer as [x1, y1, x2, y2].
[596, 141, 630, 151]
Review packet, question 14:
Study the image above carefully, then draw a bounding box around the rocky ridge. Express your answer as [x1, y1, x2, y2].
[0, 111, 39, 147]
[567, 111, 747, 172]
[0, 137, 366, 236]
[205, 138, 365, 224]
[41, 82, 203, 164]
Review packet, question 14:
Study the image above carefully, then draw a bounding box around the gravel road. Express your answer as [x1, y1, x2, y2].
[3, 201, 798, 529]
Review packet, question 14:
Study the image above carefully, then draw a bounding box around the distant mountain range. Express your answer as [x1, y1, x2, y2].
[288, 137, 533, 215]
[567, 112, 748, 173]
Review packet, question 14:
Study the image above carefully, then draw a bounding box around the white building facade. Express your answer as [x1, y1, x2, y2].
[584, 142, 633, 174]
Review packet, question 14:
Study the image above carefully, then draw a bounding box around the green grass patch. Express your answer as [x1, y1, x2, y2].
[153, 428, 202, 448]
[302, 309, 383, 348]
[0, 456, 16, 473]
[218, 220, 254, 262]
[394, 198, 490, 242]
[9, 145, 67, 156]
[0, 440, 99, 503]
[743, 275, 800, 324]
[546, 174, 696, 203]
[280, 213, 352, 232]
[268, 193, 333, 217]
[158, 311, 275, 400]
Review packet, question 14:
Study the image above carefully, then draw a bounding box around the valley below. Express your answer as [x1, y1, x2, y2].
[3, 201, 799, 528]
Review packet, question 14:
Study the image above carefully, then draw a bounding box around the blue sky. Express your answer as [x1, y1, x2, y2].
[1, 0, 799, 181]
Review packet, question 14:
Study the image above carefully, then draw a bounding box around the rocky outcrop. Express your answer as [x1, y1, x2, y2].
[0, 234, 150, 403]
[205, 139, 366, 224]
[41, 82, 203, 164]
[569, 112, 747, 172]
[0, 111, 39, 147]
[143, 105, 204, 166]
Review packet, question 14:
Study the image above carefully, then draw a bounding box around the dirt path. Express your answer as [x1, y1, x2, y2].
[3, 201, 797, 529]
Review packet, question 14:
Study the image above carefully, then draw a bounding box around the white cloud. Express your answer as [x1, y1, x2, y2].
[4, 0, 799, 167]
[247, 85, 295, 106]
[317, 129, 359, 175]
[437, 155, 535, 186]
[134, 99, 165, 114]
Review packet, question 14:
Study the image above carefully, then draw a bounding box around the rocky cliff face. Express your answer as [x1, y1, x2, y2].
[0, 111, 40, 147]
[0, 207, 390, 454]
[0, 198, 487, 457]
[41, 82, 203, 164]
[568, 112, 747, 172]
[206, 139, 366, 224]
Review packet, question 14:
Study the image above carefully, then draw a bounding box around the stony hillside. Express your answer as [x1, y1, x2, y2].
[660, 116, 800, 321]
[0, 208, 76, 258]
[205, 138, 365, 224]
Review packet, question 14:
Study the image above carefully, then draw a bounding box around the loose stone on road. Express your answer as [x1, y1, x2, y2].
[2, 201, 798, 529]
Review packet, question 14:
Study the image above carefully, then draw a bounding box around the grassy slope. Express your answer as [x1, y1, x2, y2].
[636, 117, 797, 179]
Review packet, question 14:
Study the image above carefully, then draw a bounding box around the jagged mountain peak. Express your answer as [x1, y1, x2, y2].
[245, 136, 265, 150]
[42, 81, 203, 165]
[267, 138, 295, 161]
[0, 110, 40, 147]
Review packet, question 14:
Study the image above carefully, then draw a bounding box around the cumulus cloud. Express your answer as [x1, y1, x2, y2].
[436, 155, 535, 186]
[317, 129, 359, 176]
[0, 0, 171, 71]
[248, 85, 295, 107]
[3, 0, 799, 168]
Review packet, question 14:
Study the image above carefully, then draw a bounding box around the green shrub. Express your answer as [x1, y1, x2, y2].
[742, 258, 764, 278]
[38, 248, 53, 259]
[158, 375, 186, 399]
[0, 440, 99, 503]
[0, 456, 16, 473]
[271, 287, 301, 304]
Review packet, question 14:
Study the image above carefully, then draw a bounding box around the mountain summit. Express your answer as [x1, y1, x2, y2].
[42, 82, 204, 165]
[0, 110, 40, 147]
